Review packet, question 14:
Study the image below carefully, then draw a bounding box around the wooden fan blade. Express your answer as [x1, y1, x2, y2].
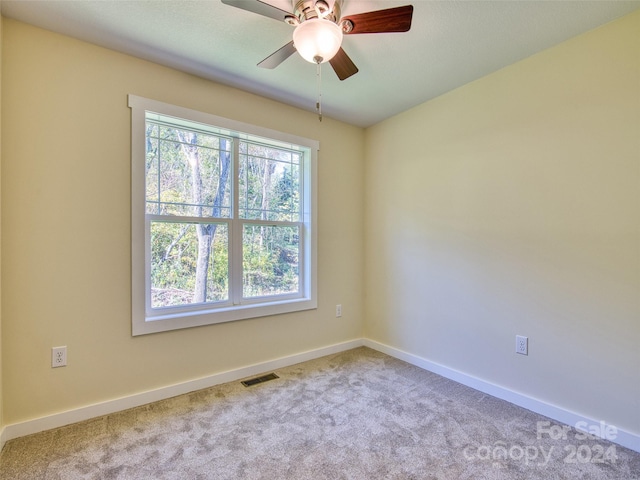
[221, 0, 292, 22]
[258, 41, 297, 69]
[341, 5, 413, 34]
[329, 48, 359, 81]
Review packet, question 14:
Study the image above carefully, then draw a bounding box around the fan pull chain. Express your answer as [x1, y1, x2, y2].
[316, 61, 322, 122]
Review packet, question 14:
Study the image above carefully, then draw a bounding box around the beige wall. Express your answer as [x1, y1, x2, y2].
[1, 18, 365, 424]
[365, 11, 640, 435]
[2, 9, 639, 438]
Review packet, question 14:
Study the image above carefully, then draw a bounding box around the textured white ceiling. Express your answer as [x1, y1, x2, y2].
[2, 0, 639, 127]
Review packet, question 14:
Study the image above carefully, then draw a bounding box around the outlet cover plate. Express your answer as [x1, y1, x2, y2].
[516, 335, 528, 355]
[52, 346, 67, 367]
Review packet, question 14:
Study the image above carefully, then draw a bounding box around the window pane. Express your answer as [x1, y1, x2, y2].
[243, 225, 299, 298]
[146, 122, 232, 218]
[239, 143, 301, 222]
[150, 221, 229, 308]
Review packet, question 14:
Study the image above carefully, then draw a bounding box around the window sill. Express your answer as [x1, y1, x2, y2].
[133, 297, 317, 336]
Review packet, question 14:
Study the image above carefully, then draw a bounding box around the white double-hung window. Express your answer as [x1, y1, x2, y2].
[129, 95, 317, 335]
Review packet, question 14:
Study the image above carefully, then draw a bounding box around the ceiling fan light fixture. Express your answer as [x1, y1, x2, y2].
[293, 18, 343, 64]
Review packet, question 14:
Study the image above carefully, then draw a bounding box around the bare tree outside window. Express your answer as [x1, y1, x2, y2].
[146, 122, 301, 309]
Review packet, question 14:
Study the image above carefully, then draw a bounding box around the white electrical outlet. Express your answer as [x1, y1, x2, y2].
[336, 304, 342, 317]
[52, 346, 67, 368]
[516, 336, 528, 355]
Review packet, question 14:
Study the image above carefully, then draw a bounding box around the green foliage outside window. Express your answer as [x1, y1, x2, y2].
[145, 120, 301, 309]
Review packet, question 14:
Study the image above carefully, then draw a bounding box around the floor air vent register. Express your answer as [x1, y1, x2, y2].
[241, 373, 280, 387]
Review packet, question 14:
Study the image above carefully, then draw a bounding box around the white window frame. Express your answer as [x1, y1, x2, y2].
[129, 95, 317, 336]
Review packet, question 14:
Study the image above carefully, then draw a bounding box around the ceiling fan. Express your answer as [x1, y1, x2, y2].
[221, 0, 414, 81]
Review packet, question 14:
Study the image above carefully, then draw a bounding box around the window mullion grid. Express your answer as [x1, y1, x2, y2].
[156, 133, 161, 215]
[297, 157, 305, 296]
[231, 138, 243, 305]
[299, 151, 309, 298]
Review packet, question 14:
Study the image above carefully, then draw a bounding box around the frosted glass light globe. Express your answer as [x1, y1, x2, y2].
[293, 18, 343, 64]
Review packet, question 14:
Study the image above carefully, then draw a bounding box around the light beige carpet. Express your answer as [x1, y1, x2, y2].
[1, 347, 638, 479]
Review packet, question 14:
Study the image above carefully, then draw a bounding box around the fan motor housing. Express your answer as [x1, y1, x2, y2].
[292, 0, 342, 23]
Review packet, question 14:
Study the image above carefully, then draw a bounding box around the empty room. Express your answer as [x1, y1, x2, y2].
[0, 0, 639, 478]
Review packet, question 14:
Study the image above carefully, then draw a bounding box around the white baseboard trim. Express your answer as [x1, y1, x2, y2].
[2, 338, 364, 443]
[0, 426, 6, 452]
[363, 339, 640, 454]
